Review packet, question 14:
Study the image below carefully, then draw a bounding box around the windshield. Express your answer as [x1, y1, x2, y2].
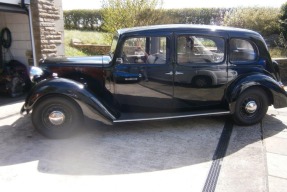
[110, 35, 119, 59]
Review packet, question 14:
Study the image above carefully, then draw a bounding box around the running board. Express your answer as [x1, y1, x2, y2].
[113, 110, 230, 123]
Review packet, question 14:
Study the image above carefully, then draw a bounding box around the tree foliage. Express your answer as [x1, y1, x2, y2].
[64, 9, 102, 30]
[100, 0, 166, 34]
[223, 7, 280, 36]
[279, 2, 287, 39]
[167, 8, 228, 25]
[63, 6, 286, 39]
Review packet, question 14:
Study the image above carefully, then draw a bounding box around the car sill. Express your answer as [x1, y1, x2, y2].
[113, 111, 230, 123]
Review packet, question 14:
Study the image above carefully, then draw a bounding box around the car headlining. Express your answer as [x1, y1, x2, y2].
[21, 24, 287, 138]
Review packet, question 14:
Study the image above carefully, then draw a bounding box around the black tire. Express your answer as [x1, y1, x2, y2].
[32, 97, 83, 139]
[233, 87, 269, 126]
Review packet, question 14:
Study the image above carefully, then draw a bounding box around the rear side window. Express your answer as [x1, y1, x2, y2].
[177, 35, 225, 64]
[229, 39, 257, 63]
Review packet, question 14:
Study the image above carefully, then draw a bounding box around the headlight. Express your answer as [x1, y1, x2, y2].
[29, 66, 43, 82]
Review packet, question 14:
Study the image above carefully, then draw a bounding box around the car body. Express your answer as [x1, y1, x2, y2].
[21, 24, 287, 138]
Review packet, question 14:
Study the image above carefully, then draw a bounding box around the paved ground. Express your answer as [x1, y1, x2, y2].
[0, 97, 286, 192]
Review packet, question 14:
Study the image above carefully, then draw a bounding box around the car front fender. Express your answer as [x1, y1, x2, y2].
[225, 73, 287, 113]
[22, 77, 120, 125]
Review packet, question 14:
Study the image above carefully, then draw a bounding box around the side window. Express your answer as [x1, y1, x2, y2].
[121, 36, 167, 64]
[229, 39, 257, 63]
[177, 35, 225, 64]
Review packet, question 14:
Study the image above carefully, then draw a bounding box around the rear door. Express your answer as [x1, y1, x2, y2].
[173, 31, 229, 110]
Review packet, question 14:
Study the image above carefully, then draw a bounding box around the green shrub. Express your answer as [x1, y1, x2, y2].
[224, 7, 280, 36]
[166, 8, 229, 25]
[64, 9, 102, 31]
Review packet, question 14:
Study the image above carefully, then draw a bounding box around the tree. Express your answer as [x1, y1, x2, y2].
[64, 10, 102, 30]
[224, 7, 280, 36]
[279, 2, 287, 39]
[166, 8, 228, 25]
[101, 0, 166, 34]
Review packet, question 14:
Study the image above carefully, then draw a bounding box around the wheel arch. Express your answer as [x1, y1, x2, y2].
[24, 78, 117, 125]
[225, 73, 286, 114]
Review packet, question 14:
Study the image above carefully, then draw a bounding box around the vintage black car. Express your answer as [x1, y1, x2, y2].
[21, 24, 287, 138]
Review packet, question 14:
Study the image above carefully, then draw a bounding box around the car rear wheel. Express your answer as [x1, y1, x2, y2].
[233, 87, 269, 125]
[32, 96, 83, 139]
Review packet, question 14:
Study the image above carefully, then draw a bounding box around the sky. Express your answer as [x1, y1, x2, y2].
[62, 0, 287, 10]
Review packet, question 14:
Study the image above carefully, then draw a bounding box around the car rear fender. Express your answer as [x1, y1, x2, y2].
[225, 73, 287, 113]
[23, 77, 119, 125]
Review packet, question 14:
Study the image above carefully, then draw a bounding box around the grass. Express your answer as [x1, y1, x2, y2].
[64, 30, 111, 56]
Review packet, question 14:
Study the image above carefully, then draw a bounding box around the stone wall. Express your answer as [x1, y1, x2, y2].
[31, 0, 64, 64]
[71, 44, 111, 55]
[70, 39, 111, 55]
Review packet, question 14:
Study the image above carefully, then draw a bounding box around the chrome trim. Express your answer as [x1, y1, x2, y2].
[113, 111, 230, 123]
[165, 71, 173, 75]
[48, 111, 65, 125]
[245, 101, 257, 114]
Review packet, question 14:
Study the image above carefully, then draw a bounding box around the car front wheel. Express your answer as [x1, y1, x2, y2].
[32, 96, 83, 138]
[233, 87, 269, 125]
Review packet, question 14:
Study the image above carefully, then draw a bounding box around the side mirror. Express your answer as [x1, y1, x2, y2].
[116, 58, 123, 64]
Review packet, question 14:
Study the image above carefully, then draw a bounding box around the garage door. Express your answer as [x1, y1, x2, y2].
[0, 2, 27, 14]
[0, 0, 34, 67]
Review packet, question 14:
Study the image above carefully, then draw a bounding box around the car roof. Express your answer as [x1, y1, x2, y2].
[117, 24, 261, 37]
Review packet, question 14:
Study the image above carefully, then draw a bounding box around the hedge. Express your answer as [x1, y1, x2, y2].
[64, 8, 230, 31]
[64, 7, 280, 36]
[64, 9, 102, 30]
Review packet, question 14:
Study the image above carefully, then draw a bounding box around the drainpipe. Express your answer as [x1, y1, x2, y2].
[22, 0, 37, 66]
[27, 5, 37, 66]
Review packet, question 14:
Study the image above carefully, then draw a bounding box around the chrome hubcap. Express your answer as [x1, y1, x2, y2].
[48, 111, 65, 125]
[245, 101, 257, 114]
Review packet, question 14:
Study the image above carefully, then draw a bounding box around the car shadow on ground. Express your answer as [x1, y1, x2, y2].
[0, 94, 26, 106]
[0, 114, 285, 176]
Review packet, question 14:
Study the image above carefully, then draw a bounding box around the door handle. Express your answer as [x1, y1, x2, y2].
[165, 71, 173, 75]
[165, 71, 184, 75]
[175, 71, 183, 75]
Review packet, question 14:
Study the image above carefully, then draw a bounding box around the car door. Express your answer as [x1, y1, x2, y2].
[113, 34, 174, 113]
[173, 32, 229, 110]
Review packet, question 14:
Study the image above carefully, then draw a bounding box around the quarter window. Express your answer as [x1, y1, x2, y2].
[177, 35, 225, 64]
[229, 39, 257, 63]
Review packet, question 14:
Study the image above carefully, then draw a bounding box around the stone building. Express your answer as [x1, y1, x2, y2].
[0, 0, 64, 66]
[31, 0, 64, 62]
